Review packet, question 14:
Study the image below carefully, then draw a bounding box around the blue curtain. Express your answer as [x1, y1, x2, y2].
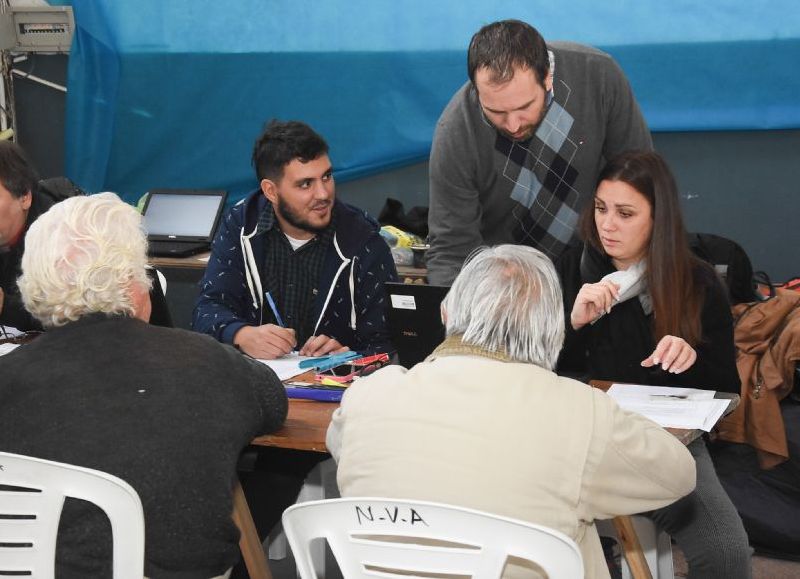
[53, 0, 800, 204]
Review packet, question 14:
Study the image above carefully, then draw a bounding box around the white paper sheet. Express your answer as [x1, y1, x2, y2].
[0, 343, 20, 356]
[255, 352, 317, 381]
[0, 324, 25, 339]
[607, 383, 730, 431]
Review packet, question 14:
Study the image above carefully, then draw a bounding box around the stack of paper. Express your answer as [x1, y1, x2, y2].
[607, 384, 731, 431]
[255, 352, 316, 381]
[0, 325, 24, 339]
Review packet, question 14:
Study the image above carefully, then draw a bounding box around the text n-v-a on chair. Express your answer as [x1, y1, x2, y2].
[282, 497, 584, 579]
[0, 451, 145, 579]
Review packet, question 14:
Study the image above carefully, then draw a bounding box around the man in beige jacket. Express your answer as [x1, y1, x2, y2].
[327, 244, 696, 579]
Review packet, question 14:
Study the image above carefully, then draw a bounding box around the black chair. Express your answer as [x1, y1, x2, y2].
[145, 267, 173, 328]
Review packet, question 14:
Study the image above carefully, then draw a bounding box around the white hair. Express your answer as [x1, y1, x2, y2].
[441, 244, 565, 370]
[18, 192, 151, 328]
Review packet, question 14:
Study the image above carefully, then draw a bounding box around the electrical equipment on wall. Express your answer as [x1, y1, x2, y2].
[0, 5, 74, 53]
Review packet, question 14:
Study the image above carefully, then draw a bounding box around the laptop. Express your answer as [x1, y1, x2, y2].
[385, 282, 450, 368]
[142, 189, 227, 258]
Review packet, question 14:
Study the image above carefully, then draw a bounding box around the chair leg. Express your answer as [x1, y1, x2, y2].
[598, 516, 674, 579]
[295, 458, 336, 577]
[267, 524, 288, 560]
[268, 458, 338, 576]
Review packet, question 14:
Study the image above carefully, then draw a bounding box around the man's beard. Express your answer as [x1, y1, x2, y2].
[277, 196, 331, 235]
[499, 125, 535, 141]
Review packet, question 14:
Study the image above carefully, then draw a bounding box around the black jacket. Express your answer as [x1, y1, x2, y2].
[556, 243, 740, 393]
[0, 190, 54, 331]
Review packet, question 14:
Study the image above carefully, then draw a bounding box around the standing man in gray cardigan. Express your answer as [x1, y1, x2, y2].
[427, 19, 653, 285]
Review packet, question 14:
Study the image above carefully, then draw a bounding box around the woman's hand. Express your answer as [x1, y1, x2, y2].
[569, 281, 620, 330]
[641, 335, 697, 374]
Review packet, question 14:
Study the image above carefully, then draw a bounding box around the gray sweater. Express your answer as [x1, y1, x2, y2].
[427, 42, 653, 285]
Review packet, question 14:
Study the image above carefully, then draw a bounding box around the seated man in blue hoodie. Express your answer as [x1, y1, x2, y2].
[193, 119, 397, 358]
[193, 121, 397, 566]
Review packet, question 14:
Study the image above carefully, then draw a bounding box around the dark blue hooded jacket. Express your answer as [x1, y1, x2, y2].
[192, 191, 397, 354]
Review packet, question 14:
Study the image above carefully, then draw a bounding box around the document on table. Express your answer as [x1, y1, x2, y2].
[255, 352, 316, 381]
[607, 384, 731, 431]
[0, 343, 20, 356]
[0, 324, 24, 339]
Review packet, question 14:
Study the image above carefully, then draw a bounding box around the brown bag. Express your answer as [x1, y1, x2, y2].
[717, 290, 800, 468]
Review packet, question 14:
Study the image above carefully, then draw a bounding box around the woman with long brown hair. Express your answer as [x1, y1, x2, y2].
[557, 150, 751, 577]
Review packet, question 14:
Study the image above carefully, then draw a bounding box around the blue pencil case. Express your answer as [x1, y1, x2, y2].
[284, 385, 345, 402]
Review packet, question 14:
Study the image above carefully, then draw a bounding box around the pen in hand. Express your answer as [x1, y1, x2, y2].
[265, 291, 285, 327]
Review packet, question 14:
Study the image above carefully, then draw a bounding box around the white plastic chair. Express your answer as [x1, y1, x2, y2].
[0, 451, 145, 579]
[597, 516, 674, 579]
[268, 457, 337, 575]
[282, 497, 584, 579]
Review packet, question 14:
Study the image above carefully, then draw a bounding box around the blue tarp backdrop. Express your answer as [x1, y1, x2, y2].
[52, 0, 800, 205]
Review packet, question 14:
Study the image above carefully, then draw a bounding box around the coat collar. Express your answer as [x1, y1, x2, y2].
[428, 334, 512, 363]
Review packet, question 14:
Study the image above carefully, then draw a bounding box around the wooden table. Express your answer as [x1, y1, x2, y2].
[150, 251, 426, 282]
[252, 399, 337, 453]
[235, 398, 336, 579]
[148, 251, 211, 270]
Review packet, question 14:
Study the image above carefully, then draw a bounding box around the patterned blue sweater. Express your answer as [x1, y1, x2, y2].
[193, 191, 398, 355]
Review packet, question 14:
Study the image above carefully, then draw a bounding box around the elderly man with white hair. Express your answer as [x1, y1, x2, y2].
[0, 193, 288, 579]
[327, 244, 696, 579]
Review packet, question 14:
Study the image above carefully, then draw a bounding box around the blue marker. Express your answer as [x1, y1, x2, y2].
[265, 291, 285, 327]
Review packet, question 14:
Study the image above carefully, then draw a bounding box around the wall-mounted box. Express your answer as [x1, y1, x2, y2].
[0, 6, 74, 52]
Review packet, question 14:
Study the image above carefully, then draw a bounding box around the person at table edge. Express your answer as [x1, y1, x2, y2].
[0, 140, 53, 332]
[556, 150, 750, 577]
[0, 193, 287, 578]
[193, 119, 397, 359]
[328, 244, 696, 579]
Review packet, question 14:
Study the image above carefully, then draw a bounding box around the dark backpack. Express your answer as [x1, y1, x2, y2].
[37, 177, 87, 204]
[688, 232, 760, 305]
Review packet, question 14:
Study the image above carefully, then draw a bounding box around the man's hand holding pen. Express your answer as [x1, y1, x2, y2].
[233, 324, 296, 359]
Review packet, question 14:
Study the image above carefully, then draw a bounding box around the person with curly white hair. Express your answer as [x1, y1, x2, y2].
[18, 192, 153, 327]
[1, 193, 288, 579]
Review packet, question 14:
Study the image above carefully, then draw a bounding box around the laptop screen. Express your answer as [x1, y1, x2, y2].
[142, 189, 226, 242]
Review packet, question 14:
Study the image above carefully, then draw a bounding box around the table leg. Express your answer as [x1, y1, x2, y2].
[232, 481, 273, 579]
[613, 515, 653, 579]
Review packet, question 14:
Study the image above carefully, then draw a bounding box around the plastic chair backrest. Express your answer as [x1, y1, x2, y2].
[0, 451, 145, 579]
[282, 497, 584, 579]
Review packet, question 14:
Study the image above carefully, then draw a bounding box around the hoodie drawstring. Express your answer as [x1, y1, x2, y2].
[240, 226, 264, 324]
[313, 233, 355, 335]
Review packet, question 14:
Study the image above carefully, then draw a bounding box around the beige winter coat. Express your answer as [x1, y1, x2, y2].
[327, 338, 696, 578]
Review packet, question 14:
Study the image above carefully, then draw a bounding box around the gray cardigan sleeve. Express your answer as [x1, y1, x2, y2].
[427, 96, 484, 286]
